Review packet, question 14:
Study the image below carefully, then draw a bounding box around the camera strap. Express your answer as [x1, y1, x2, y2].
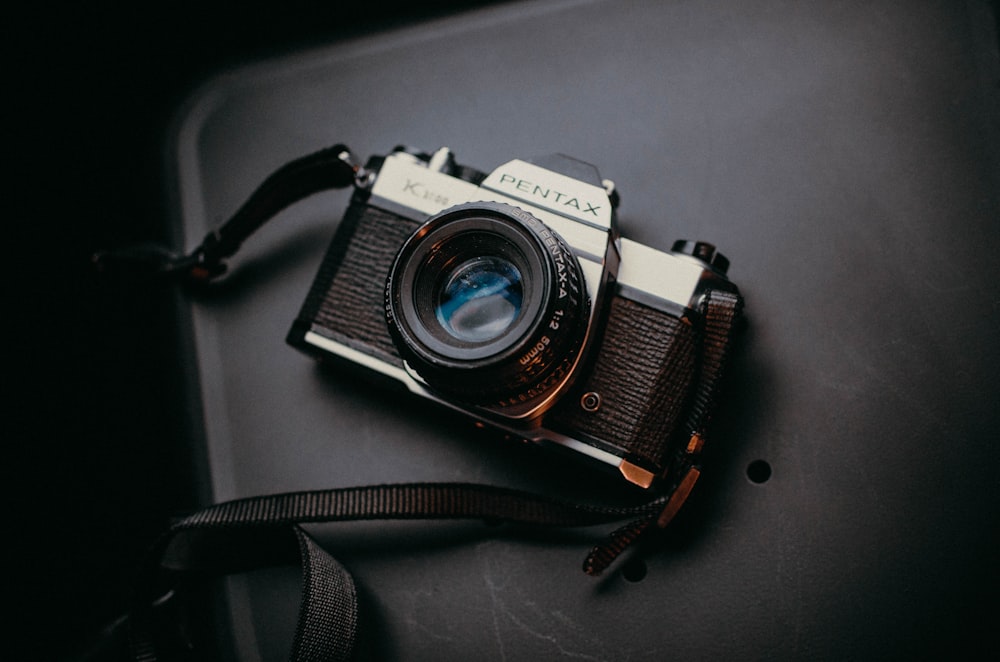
[129, 483, 676, 660]
[92, 144, 363, 282]
[93, 145, 744, 659]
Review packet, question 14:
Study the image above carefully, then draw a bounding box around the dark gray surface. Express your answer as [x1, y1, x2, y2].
[169, 0, 1000, 659]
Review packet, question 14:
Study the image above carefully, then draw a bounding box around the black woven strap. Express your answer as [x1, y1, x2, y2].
[128, 482, 676, 661]
[684, 289, 744, 439]
[93, 144, 361, 282]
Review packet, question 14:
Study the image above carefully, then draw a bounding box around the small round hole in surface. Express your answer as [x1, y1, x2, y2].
[747, 459, 772, 484]
[621, 558, 647, 583]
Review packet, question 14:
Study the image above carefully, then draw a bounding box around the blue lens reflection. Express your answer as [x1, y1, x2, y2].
[435, 257, 523, 343]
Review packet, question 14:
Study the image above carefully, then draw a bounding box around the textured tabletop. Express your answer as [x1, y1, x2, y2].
[168, 1, 1000, 659]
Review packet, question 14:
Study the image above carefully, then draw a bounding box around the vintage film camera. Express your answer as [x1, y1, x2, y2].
[287, 146, 740, 488]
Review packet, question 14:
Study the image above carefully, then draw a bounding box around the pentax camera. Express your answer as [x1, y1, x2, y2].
[287, 146, 741, 489]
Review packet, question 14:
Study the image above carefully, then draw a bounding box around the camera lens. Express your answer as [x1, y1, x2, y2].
[435, 256, 523, 343]
[386, 201, 589, 408]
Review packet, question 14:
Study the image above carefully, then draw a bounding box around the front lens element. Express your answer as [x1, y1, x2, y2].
[435, 256, 523, 343]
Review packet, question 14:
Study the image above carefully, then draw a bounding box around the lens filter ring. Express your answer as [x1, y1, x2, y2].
[385, 201, 589, 407]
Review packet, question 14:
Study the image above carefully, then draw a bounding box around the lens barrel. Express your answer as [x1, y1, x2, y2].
[385, 201, 589, 407]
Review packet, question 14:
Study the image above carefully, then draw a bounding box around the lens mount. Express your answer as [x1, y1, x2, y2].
[386, 201, 589, 407]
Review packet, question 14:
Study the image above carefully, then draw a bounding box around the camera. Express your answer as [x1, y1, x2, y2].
[287, 146, 741, 489]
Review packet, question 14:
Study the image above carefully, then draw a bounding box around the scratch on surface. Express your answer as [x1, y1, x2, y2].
[481, 550, 614, 662]
[483, 558, 508, 662]
[502, 609, 608, 661]
[396, 585, 456, 644]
